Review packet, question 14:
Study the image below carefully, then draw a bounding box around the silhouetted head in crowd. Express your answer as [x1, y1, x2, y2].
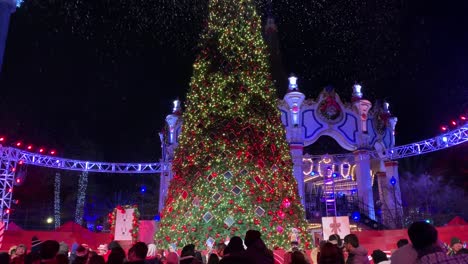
[328, 234, 343, 248]
[371, 249, 388, 263]
[181, 244, 196, 257]
[290, 241, 299, 251]
[40, 240, 60, 260]
[408, 221, 438, 250]
[56, 253, 69, 264]
[0, 252, 9, 264]
[25, 252, 41, 264]
[207, 253, 219, 264]
[31, 236, 42, 253]
[319, 242, 344, 264]
[194, 251, 204, 263]
[225, 236, 245, 255]
[344, 234, 360, 250]
[397, 238, 409, 248]
[128, 242, 148, 261]
[244, 230, 261, 248]
[108, 240, 122, 250]
[291, 250, 308, 264]
[107, 246, 126, 264]
[89, 255, 106, 264]
[319, 240, 327, 250]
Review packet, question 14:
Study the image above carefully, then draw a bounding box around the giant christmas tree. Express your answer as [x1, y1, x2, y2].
[156, 0, 310, 249]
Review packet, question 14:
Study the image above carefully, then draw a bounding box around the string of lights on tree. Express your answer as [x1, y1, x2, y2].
[155, 0, 311, 249]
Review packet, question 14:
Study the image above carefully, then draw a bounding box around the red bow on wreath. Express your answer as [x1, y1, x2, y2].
[320, 96, 340, 111]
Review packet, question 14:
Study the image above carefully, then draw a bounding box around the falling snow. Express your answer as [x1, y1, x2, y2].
[16, 0, 400, 97]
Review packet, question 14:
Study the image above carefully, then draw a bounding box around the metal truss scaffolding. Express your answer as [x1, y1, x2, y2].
[0, 124, 466, 229]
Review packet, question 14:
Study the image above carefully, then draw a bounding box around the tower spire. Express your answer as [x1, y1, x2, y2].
[263, 5, 287, 95]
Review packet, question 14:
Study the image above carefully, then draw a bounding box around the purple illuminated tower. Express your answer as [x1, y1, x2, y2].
[0, 0, 18, 72]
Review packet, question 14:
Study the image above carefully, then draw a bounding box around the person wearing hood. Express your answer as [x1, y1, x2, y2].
[343, 234, 369, 264]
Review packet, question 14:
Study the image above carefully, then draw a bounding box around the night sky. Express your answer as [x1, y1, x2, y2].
[0, 1, 467, 223]
[0, 0, 467, 162]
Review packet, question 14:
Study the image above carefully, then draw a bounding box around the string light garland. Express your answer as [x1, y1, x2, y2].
[54, 172, 61, 229]
[155, 0, 311, 249]
[75, 171, 88, 225]
[108, 205, 140, 243]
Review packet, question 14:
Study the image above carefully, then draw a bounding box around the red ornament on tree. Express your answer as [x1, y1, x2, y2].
[277, 210, 285, 219]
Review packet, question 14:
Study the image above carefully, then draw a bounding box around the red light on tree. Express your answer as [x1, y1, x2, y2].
[16, 142, 22, 147]
[50, 150, 56, 155]
[27, 145, 33, 150]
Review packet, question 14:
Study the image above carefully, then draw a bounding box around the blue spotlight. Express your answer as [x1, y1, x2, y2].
[352, 211, 361, 221]
[154, 214, 161, 222]
[390, 176, 397, 186]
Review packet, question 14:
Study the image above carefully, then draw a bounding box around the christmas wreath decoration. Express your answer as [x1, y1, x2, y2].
[318, 95, 342, 122]
[108, 205, 140, 243]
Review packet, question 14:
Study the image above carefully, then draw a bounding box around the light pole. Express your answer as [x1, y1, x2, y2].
[389, 176, 399, 228]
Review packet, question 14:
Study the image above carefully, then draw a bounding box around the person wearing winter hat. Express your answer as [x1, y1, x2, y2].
[449, 237, 468, 256]
[10, 244, 27, 264]
[31, 236, 42, 253]
[8, 246, 17, 258]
